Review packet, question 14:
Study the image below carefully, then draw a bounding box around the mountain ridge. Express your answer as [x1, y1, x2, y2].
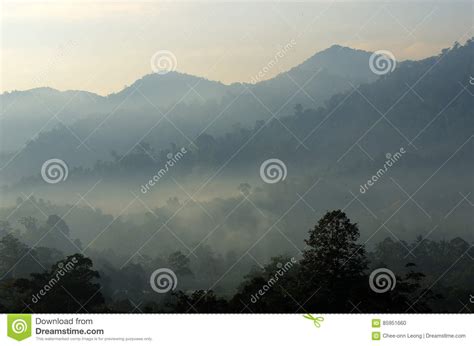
[0, 44, 380, 152]
[2, 44, 373, 97]
[0, 39, 472, 187]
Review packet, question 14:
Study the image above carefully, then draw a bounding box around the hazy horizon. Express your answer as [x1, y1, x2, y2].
[2, 1, 472, 95]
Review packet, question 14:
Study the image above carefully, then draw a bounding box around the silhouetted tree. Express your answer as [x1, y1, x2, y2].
[5, 254, 107, 313]
[0, 234, 36, 279]
[172, 290, 228, 313]
[298, 210, 368, 312]
[230, 256, 299, 312]
[168, 251, 193, 277]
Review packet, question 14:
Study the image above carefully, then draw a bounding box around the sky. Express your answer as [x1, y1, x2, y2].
[1, 0, 473, 95]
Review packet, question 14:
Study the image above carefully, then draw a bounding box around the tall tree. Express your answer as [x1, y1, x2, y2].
[7, 254, 107, 313]
[298, 210, 368, 311]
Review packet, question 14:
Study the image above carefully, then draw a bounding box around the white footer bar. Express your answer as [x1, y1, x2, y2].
[1, 314, 473, 345]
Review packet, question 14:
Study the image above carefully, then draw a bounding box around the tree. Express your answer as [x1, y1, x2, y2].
[19, 216, 38, 233]
[364, 263, 437, 313]
[298, 210, 368, 311]
[0, 234, 36, 279]
[294, 103, 303, 117]
[5, 254, 107, 313]
[168, 251, 193, 277]
[230, 256, 299, 313]
[0, 221, 13, 238]
[171, 290, 228, 313]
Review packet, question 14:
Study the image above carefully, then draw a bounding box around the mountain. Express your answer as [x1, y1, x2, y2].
[107, 45, 378, 115]
[1, 40, 472, 251]
[0, 45, 377, 154]
[0, 88, 106, 151]
[1, 40, 471, 252]
[250, 45, 377, 112]
[107, 72, 232, 109]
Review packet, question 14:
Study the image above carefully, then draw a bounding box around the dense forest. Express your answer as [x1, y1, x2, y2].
[0, 210, 472, 313]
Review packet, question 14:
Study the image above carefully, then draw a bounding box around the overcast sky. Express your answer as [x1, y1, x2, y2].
[1, 1, 472, 95]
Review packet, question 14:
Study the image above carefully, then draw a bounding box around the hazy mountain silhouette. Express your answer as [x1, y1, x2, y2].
[0, 45, 376, 153]
[250, 45, 377, 111]
[108, 72, 231, 109]
[1, 40, 472, 186]
[0, 88, 105, 151]
[109, 44, 378, 113]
